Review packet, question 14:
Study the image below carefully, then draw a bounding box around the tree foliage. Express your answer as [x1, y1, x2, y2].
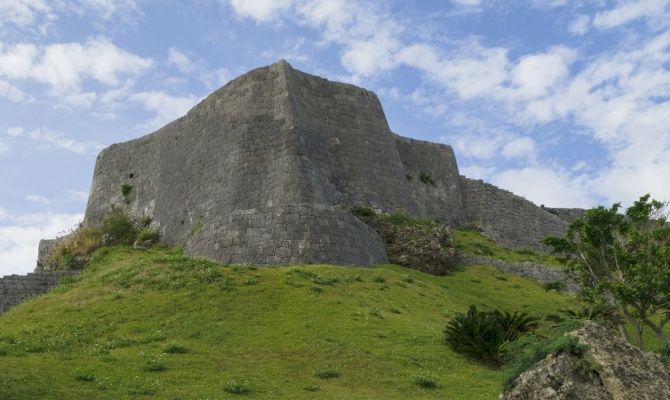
[543, 194, 670, 348]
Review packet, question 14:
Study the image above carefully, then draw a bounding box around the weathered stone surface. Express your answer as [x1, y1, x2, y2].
[0, 271, 77, 314]
[461, 254, 579, 293]
[363, 216, 459, 275]
[502, 321, 670, 400]
[35, 60, 570, 267]
[35, 238, 59, 271]
[461, 177, 567, 250]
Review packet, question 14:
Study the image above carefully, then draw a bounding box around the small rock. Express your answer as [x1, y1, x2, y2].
[101, 234, 114, 246]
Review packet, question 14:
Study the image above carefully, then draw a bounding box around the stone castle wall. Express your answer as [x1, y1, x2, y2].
[461, 177, 567, 249]
[47, 60, 574, 267]
[0, 271, 76, 314]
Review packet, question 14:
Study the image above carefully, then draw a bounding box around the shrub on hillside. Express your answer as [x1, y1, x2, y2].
[444, 305, 538, 366]
[101, 209, 137, 245]
[48, 210, 154, 271]
[49, 226, 103, 270]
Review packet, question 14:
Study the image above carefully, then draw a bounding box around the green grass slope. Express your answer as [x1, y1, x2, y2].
[0, 246, 575, 399]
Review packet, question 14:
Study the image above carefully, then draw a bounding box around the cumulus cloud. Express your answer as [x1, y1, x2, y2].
[167, 47, 231, 89]
[1, 126, 104, 155]
[593, 0, 670, 30]
[0, 80, 32, 103]
[228, 0, 294, 22]
[491, 167, 594, 208]
[569, 14, 591, 35]
[0, 0, 140, 33]
[129, 91, 201, 130]
[0, 0, 53, 28]
[0, 210, 82, 275]
[0, 37, 152, 112]
[507, 46, 576, 99]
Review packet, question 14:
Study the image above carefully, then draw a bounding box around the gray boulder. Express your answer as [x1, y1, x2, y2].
[502, 321, 670, 400]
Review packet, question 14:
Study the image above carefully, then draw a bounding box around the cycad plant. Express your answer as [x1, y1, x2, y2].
[444, 305, 538, 366]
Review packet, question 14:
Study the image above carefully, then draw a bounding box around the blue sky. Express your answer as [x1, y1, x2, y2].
[1, 0, 670, 274]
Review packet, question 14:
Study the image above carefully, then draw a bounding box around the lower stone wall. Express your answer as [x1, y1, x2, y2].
[0, 271, 78, 314]
[460, 177, 567, 250]
[461, 254, 579, 293]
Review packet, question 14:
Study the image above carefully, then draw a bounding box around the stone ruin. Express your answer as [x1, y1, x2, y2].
[57, 60, 574, 266]
[2, 60, 580, 313]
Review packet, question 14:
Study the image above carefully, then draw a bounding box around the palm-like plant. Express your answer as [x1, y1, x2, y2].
[444, 306, 538, 366]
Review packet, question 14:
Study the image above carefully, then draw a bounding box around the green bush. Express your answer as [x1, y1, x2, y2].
[163, 344, 189, 354]
[504, 329, 585, 388]
[74, 370, 95, 382]
[144, 359, 167, 372]
[419, 171, 435, 185]
[223, 379, 251, 395]
[49, 226, 103, 270]
[658, 344, 670, 364]
[121, 184, 132, 204]
[314, 369, 340, 379]
[351, 206, 375, 218]
[444, 305, 538, 366]
[412, 373, 439, 389]
[137, 229, 160, 243]
[542, 281, 566, 292]
[545, 304, 623, 328]
[101, 209, 137, 245]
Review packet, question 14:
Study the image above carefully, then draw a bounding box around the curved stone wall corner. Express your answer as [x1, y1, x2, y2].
[183, 204, 388, 266]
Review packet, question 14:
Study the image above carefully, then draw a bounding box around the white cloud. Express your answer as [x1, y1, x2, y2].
[491, 167, 594, 208]
[0, 210, 82, 276]
[593, 0, 670, 30]
[167, 47, 231, 89]
[508, 46, 576, 99]
[67, 190, 89, 202]
[0, 0, 53, 28]
[2, 126, 104, 155]
[25, 194, 51, 204]
[167, 47, 196, 73]
[0, 37, 153, 106]
[452, 0, 482, 6]
[129, 91, 201, 130]
[228, 0, 295, 22]
[0, 0, 140, 33]
[70, 0, 139, 20]
[501, 137, 536, 159]
[396, 42, 510, 100]
[569, 14, 591, 35]
[0, 80, 31, 103]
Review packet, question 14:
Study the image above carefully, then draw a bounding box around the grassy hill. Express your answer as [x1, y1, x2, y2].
[0, 245, 577, 399]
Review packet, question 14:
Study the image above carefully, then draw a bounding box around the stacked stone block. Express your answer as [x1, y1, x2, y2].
[0, 271, 76, 314]
[36, 60, 575, 268]
[461, 177, 568, 250]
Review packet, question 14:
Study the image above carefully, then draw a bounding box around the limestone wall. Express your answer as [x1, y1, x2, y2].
[461, 177, 567, 250]
[82, 61, 394, 265]
[62, 60, 571, 267]
[544, 207, 586, 224]
[0, 271, 77, 314]
[394, 136, 465, 226]
[461, 254, 578, 293]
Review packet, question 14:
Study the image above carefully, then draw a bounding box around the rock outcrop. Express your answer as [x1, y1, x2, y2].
[502, 321, 670, 400]
[37, 60, 571, 268]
